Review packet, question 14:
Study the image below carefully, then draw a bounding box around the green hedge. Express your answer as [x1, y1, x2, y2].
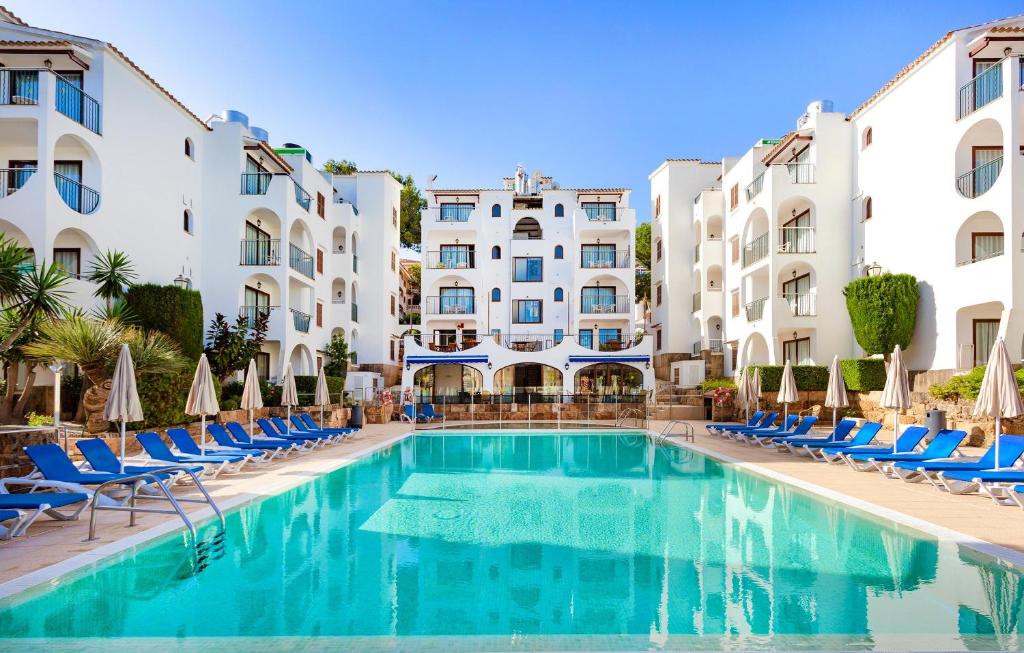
[126, 284, 204, 360]
[748, 365, 830, 391]
[840, 358, 887, 391]
[295, 375, 344, 406]
[701, 377, 736, 392]
[929, 367, 1024, 401]
[128, 372, 221, 430]
[843, 273, 918, 355]
[219, 375, 345, 409]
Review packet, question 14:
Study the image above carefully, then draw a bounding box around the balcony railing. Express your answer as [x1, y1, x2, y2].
[577, 335, 640, 351]
[290, 308, 311, 333]
[416, 333, 482, 352]
[55, 73, 102, 134]
[958, 60, 1003, 120]
[777, 162, 815, 184]
[54, 172, 99, 214]
[782, 292, 816, 317]
[692, 292, 701, 313]
[956, 246, 1004, 267]
[293, 181, 311, 211]
[744, 171, 765, 201]
[745, 297, 767, 322]
[778, 227, 816, 253]
[580, 295, 629, 314]
[239, 239, 281, 265]
[240, 172, 272, 195]
[288, 243, 314, 279]
[741, 232, 770, 267]
[351, 303, 358, 322]
[426, 250, 476, 269]
[582, 206, 623, 222]
[581, 250, 630, 268]
[0, 69, 38, 105]
[425, 296, 476, 315]
[502, 334, 560, 352]
[0, 167, 35, 196]
[332, 295, 346, 304]
[432, 205, 474, 222]
[956, 156, 1003, 198]
[239, 305, 276, 329]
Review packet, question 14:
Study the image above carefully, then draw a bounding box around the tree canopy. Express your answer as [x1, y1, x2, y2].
[321, 158, 426, 247]
[323, 159, 357, 175]
[843, 273, 919, 356]
[635, 222, 651, 270]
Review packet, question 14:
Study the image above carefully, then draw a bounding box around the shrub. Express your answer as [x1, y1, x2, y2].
[26, 411, 54, 427]
[294, 375, 345, 407]
[843, 273, 918, 355]
[748, 365, 829, 392]
[840, 358, 887, 391]
[701, 377, 736, 393]
[128, 372, 221, 429]
[125, 284, 204, 360]
[927, 366, 1024, 402]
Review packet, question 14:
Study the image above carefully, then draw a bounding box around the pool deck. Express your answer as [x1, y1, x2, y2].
[1, 420, 1023, 597]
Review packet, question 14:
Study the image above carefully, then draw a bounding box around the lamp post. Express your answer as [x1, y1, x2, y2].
[47, 360, 65, 450]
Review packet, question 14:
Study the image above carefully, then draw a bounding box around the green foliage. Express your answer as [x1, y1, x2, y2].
[843, 273, 919, 355]
[928, 367, 1024, 402]
[748, 365, 830, 392]
[294, 375, 345, 406]
[392, 172, 426, 247]
[323, 159, 358, 175]
[0, 259, 72, 355]
[635, 269, 651, 303]
[839, 358, 887, 391]
[129, 372, 222, 430]
[26, 411, 53, 426]
[701, 377, 736, 393]
[323, 332, 351, 379]
[125, 283, 204, 360]
[400, 312, 421, 325]
[635, 222, 651, 270]
[204, 312, 269, 382]
[86, 250, 138, 310]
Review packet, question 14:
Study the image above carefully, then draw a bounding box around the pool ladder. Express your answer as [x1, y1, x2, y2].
[656, 420, 695, 445]
[616, 408, 648, 429]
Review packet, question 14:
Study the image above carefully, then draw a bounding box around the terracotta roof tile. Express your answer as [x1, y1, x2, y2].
[760, 131, 800, 164]
[0, 39, 71, 47]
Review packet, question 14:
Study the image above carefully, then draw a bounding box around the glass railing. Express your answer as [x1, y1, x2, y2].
[290, 308, 311, 332]
[0, 167, 35, 196]
[425, 296, 475, 315]
[745, 297, 767, 322]
[778, 227, 815, 253]
[240, 172, 272, 195]
[0, 69, 38, 105]
[239, 305, 275, 329]
[581, 250, 630, 268]
[53, 172, 99, 214]
[744, 171, 765, 200]
[958, 61, 1003, 119]
[55, 73, 101, 134]
[426, 250, 476, 269]
[742, 232, 769, 267]
[239, 239, 281, 265]
[293, 181, 311, 211]
[580, 295, 629, 314]
[956, 156, 1003, 198]
[288, 243, 314, 279]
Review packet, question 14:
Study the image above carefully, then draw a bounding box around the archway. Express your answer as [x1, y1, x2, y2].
[955, 118, 1003, 198]
[740, 332, 771, 367]
[413, 364, 483, 402]
[513, 217, 542, 240]
[574, 363, 644, 398]
[51, 227, 99, 277]
[53, 132, 101, 214]
[288, 343, 314, 376]
[493, 363, 562, 400]
[954, 210, 1003, 266]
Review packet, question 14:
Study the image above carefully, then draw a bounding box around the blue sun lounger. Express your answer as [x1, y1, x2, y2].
[843, 429, 968, 475]
[748, 415, 816, 448]
[77, 438, 202, 480]
[167, 428, 262, 465]
[208, 423, 296, 459]
[774, 419, 856, 453]
[402, 404, 428, 423]
[287, 415, 350, 442]
[1011, 485, 1024, 510]
[800, 422, 883, 462]
[134, 433, 242, 478]
[732, 414, 798, 443]
[262, 418, 331, 447]
[724, 413, 778, 439]
[226, 421, 310, 451]
[707, 410, 765, 434]
[0, 492, 89, 538]
[421, 404, 445, 421]
[937, 469, 1024, 505]
[295, 413, 356, 436]
[25, 444, 155, 489]
[891, 435, 1024, 490]
[825, 426, 929, 465]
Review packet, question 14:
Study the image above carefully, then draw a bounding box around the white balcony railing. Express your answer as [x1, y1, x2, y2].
[777, 227, 815, 253]
[782, 292, 816, 317]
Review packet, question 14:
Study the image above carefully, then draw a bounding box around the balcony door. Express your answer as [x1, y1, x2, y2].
[581, 243, 615, 268]
[244, 285, 271, 327]
[55, 70, 83, 123]
[782, 337, 811, 365]
[54, 160, 82, 211]
[440, 244, 473, 269]
[53, 248, 80, 277]
[439, 287, 473, 314]
[973, 319, 999, 367]
[244, 221, 273, 265]
[782, 272, 811, 315]
[244, 155, 270, 194]
[7, 160, 36, 194]
[780, 210, 811, 253]
[581, 286, 615, 313]
[255, 352, 270, 382]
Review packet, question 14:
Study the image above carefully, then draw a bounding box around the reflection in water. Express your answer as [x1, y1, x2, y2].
[0, 433, 1021, 651]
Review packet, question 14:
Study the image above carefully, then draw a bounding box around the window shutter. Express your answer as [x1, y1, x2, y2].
[731, 238, 739, 263]
[316, 249, 324, 274]
[317, 192, 325, 218]
[731, 290, 739, 317]
[316, 302, 323, 327]
[730, 184, 738, 210]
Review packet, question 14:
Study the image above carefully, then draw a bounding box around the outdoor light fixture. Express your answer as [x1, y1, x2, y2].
[792, 331, 798, 340]
[44, 59, 52, 69]
[173, 273, 191, 289]
[565, 362, 570, 371]
[645, 361, 651, 369]
[1005, 47, 1013, 57]
[256, 281, 262, 289]
[487, 362, 493, 370]
[405, 362, 410, 371]
[866, 262, 882, 277]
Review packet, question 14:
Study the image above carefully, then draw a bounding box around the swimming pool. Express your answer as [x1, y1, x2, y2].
[1, 431, 1022, 651]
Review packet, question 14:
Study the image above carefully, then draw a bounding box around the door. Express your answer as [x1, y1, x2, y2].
[781, 273, 812, 315]
[55, 71, 83, 123]
[973, 319, 999, 367]
[54, 160, 83, 211]
[782, 337, 811, 364]
[581, 286, 616, 313]
[244, 222, 272, 264]
[971, 147, 1002, 196]
[781, 210, 811, 253]
[245, 156, 270, 194]
[439, 287, 473, 314]
[244, 285, 271, 327]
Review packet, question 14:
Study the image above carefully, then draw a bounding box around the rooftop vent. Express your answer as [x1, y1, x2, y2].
[220, 110, 249, 128]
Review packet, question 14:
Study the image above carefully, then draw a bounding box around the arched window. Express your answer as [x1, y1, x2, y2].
[554, 203, 564, 217]
[863, 197, 873, 221]
[491, 287, 501, 302]
[183, 209, 193, 234]
[554, 287, 564, 302]
[491, 203, 501, 217]
[184, 138, 194, 159]
[491, 245, 501, 259]
[862, 127, 873, 149]
[554, 245, 564, 259]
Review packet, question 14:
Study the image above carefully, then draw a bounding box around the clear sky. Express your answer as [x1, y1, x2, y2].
[9, 0, 1020, 221]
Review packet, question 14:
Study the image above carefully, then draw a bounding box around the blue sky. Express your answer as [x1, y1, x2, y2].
[10, 0, 1020, 221]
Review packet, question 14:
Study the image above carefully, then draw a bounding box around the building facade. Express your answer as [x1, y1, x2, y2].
[403, 166, 654, 399]
[0, 9, 402, 388]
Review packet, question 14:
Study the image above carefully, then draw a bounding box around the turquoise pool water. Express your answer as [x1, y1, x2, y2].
[0, 432, 1022, 651]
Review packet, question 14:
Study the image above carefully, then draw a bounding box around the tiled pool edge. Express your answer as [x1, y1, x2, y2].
[0, 430, 415, 601]
[674, 437, 1024, 570]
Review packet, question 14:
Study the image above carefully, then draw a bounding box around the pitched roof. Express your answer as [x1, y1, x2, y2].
[0, 38, 70, 47]
[760, 131, 814, 164]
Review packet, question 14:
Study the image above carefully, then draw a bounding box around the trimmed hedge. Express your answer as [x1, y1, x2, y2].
[748, 365, 830, 392]
[840, 358, 886, 391]
[128, 371, 221, 429]
[843, 273, 918, 355]
[126, 284, 204, 360]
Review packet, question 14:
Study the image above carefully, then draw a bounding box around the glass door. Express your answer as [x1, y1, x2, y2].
[973, 319, 999, 367]
[54, 160, 82, 211]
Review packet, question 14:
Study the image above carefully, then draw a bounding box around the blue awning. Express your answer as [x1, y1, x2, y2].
[568, 355, 650, 364]
[406, 355, 489, 365]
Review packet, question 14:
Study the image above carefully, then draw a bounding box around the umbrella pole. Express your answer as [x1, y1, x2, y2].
[994, 416, 1002, 471]
[286, 406, 291, 434]
[320, 404, 324, 428]
[892, 410, 899, 454]
[119, 419, 126, 474]
[249, 408, 254, 438]
[201, 415, 206, 455]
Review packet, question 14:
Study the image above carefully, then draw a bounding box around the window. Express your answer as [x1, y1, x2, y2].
[316, 249, 324, 274]
[554, 203, 564, 217]
[579, 329, 593, 349]
[512, 299, 542, 323]
[656, 329, 662, 351]
[53, 248, 80, 276]
[554, 287, 564, 302]
[255, 352, 270, 381]
[554, 329, 564, 344]
[782, 337, 812, 365]
[730, 237, 739, 263]
[392, 206, 398, 227]
[491, 245, 501, 259]
[390, 339, 396, 360]
[581, 243, 615, 267]
[598, 329, 622, 350]
[390, 295, 396, 315]
[731, 289, 740, 317]
[184, 138, 194, 159]
[655, 194, 661, 218]
[863, 197, 872, 221]
[391, 251, 397, 271]
[8, 160, 36, 192]
[439, 287, 474, 313]
[513, 257, 543, 282]
[554, 245, 563, 259]
[656, 284, 662, 306]
[581, 286, 617, 313]
[317, 192, 325, 218]
[862, 127, 872, 149]
[491, 203, 501, 217]
[656, 239, 662, 261]
[974, 319, 1000, 366]
[183, 209, 193, 234]
[491, 287, 501, 302]
[781, 210, 812, 251]
[729, 184, 739, 210]
[972, 232, 1004, 261]
[316, 302, 323, 327]
[439, 202, 474, 222]
[440, 244, 474, 268]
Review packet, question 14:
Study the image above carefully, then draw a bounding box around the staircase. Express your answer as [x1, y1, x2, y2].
[649, 382, 705, 421]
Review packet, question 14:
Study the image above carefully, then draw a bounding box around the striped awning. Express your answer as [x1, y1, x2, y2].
[406, 355, 489, 365]
[567, 355, 650, 364]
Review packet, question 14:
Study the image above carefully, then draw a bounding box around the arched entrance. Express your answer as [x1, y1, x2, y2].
[414, 364, 483, 402]
[493, 363, 562, 401]
[574, 363, 643, 399]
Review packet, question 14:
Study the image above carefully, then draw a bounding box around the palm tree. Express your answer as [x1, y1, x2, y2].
[0, 234, 30, 304]
[87, 250, 137, 312]
[0, 262, 70, 355]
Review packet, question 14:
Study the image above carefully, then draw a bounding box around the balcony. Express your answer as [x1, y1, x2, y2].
[0, 69, 38, 106]
[239, 305, 276, 329]
[692, 339, 724, 354]
[778, 227, 815, 253]
[742, 233, 769, 267]
[240, 172, 272, 195]
[293, 181, 311, 211]
[580, 295, 629, 314]
[581, 250, 630, 269]
[782, 292, 816, 317]
[426, 250, 476, 269]
[54, 172, 99, 214]
[502, 333, 560, 352]
[745, 297, 767, 322]
[744, 171, 765, 201]
[425, 296, 475, 315]
[773, 162, 815, 184]
[956, 156, 1002, 198]
[288, 243, 314, 279]
[957, 61, 1003, 120]
[432, 204, 474, 223]
[0, 167, 35, 197]
[56, 74, 102, 135]
[290, 308, 311, 333]
[0, 69, 102, 134]
[582, 206, 624, 222]
[239, 239, 281, 265]
[692, 292, 701, 313]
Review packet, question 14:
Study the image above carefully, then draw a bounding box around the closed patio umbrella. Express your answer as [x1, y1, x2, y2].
[280, 363, 299, 434]
[880, 344, 911, 454]
[314, 366, 330, 428]
[972, 338, 1023, 471]
[240, 359, 264, 437]
[185, 354, 219, 455]
[103, 344, 143, 473]
[750, 367, 762, 412]
[735, 367, 751, 423]
[824, 355, 849, 431]
[777, 360, 798, 425]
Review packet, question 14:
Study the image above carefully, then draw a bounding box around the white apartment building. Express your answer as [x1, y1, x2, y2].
[0, 8, 402, 388]
[402, 166, 654, 400]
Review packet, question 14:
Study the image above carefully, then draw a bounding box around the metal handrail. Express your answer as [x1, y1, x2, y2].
[658, 420, 695, 444]
[87, 465, 225, 542]
[293, 180, 312, 211]
[745, 171, 765, 200]
[958, 60, 1003, 119]
[956, 156, 1003, 199]
[615, 408, 648, 429]
[54, 171, 99, 214]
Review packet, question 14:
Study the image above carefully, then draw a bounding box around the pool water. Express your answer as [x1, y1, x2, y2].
[1, 432, 1022, 651]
